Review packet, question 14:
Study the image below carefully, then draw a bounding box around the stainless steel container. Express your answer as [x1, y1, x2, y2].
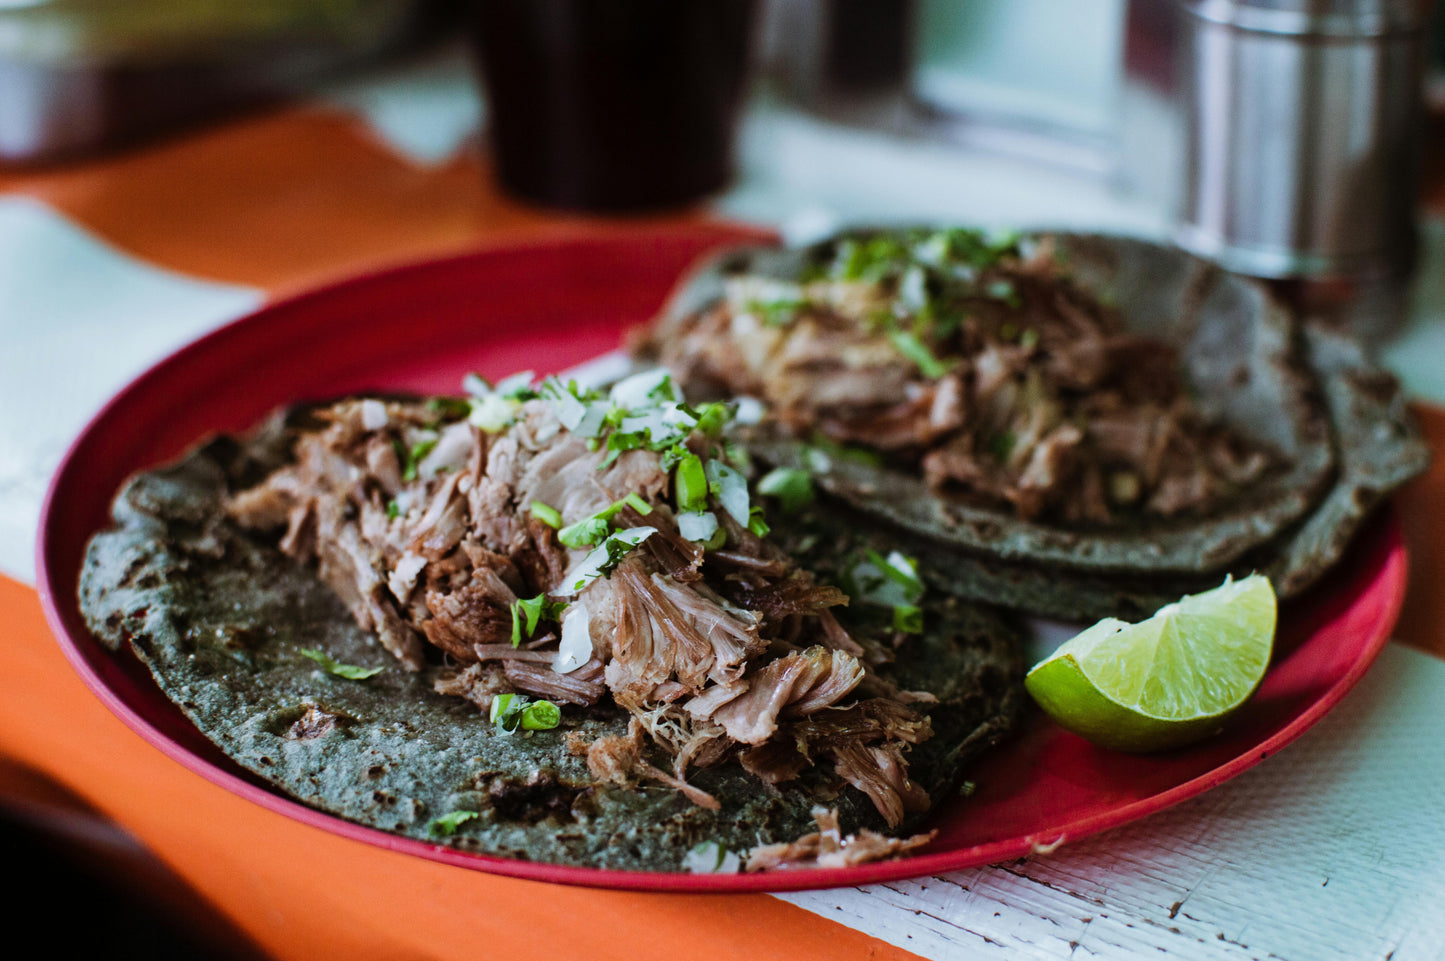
[1176, 0, 1431, 279]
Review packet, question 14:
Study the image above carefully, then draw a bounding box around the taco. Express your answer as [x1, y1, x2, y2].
[79, 371, 1025, 872]
[637, 228, 1427, 619]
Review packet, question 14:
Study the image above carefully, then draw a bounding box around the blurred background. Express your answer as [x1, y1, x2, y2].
[4, 0, 1440, 287]
[2, 0, 1443, 956]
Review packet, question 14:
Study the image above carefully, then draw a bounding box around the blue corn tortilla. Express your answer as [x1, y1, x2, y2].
[78, 411, 1026, 872]
[642, 230, 1426, 621]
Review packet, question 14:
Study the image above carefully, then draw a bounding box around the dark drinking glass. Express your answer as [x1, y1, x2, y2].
[467, 0, 756, 212]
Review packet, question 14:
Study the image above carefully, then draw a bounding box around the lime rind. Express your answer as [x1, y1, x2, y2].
[1025, 575, 1276, 753]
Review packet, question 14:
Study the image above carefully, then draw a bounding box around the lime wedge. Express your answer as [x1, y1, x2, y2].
[1025, 575, 1276, 753]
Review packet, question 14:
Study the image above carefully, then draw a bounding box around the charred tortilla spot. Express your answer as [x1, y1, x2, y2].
[481, 772, 584, 824]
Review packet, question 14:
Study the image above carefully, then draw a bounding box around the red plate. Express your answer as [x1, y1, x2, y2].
[37, 225, 1407, 893]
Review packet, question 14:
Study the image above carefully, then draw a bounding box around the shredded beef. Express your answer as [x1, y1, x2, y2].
[229, 392, 939, 827]
[646, 241, 1282, 524]
[745, 808, 937, 871]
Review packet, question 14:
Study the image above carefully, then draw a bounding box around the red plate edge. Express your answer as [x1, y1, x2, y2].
[35, 224, 1408, 894]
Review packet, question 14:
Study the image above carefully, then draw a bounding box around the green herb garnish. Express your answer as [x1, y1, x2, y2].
[490, 692, 561, 734]
[746, 506, 770, 538]
[845, 548, 926, 629]
[565, 527, 656, 593]
[893, 604, 924, 634]
[299, 648, 384, 680]
[427, 396, 472, 421]
[674, 451, 708, 513]
[756, 467, 815, 512]
[530, 501, 562, 529]
[557, 494, 654, 549]
[396, 434, 439, 482]
[510, 594, 566, 647]
[558, 516, 611, 549]
[520, 700, 561, 730]
[428, 811, 478, 836]
[889, 329, 955, 379]
[748, 298, 806, 327]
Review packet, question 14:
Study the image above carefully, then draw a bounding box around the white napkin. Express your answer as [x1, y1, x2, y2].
[0, 196, 261, 583]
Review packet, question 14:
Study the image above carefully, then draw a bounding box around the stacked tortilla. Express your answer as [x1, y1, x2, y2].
[640, 230, 1429, 621]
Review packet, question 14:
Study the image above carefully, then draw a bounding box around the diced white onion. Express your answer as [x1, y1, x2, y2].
[803, 448, 833, 473]
[573, 402, 608, 438]
[552, 603, 592, 674]
[723, 276, 803, 310]
[677, 510, 719, 543]
[732, 396, 765, 425]
[682, 842, 740, 875]
[547, 388, 588, 431]
[899, 264, 928, 312]
[360, 399, 389, 431]
[419, 422, 474, 476]
[494, 371, 535, 398]
[609, 367, 676, 409]
[705, 461, 750, 527]
[469, 393, 517, 432]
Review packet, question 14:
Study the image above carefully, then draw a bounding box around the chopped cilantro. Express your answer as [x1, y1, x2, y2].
[490, 692, 525, 732]
[558, 516, 611, 549]
[558, 494, 653, 549]
[598, 430, 645, 469]
[428, 811, 478, 836]
[385, 499, 401, 520]
[510, 594, 566, 647]
[563, 527, 657, 594]
[299, 648, 383, 680]
[692, 402, 730, 438]
[615, 492, 653, 517]
[1019, 328, 1040, 350]
[845, 549, 925, 626]
[396, 434, 439, 482]
[757, 467, 815, 512]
